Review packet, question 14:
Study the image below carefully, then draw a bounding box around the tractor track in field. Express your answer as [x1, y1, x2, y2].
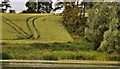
[26, 16, 44, 39]
[26, 16, 36, 38]
[2, 16, 30, 37]
[2, 16, 52, 40]
[3, 17, 28, 40]
[26, 16, 54, 40]
[2, 20, 31, 40]
[2, 20, 27, 39]
[32, 17, 40, 39]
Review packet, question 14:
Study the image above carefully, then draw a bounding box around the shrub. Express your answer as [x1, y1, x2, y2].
[42, 54, 58, 60]
[2, 52, 10, 59]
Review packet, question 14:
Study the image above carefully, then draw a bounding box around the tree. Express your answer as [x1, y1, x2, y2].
[9, 9, 15, 13]
[0, 0, 11, 13]
[80, 2, 88, 17]
[53, 1, 96, 36]
[37, 1, 52, 13]
[86, 3, 109, 50]
[86, 2, 120, 54]
[25, 1, 37, 13]
[53, 1, 86, 35]
[23, 0, 52, 13]
[99, 3, 120, 54]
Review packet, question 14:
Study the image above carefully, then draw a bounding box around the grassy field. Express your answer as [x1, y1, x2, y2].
[2, 42, 120, 61]
[1, 13, 120, 61]
[1, 13, 73, 43]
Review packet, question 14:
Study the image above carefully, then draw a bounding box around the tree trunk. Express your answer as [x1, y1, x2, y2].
[85, 27, 87, 37]
[83, 3, 86, 17]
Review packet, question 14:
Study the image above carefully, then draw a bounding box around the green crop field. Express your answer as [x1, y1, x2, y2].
[1, 13, 73, 43]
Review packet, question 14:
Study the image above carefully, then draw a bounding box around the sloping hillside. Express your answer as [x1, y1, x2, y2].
[1, 13, 73, 43]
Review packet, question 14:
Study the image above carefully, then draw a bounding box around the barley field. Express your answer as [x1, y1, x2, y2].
[1, 13, 73, 43]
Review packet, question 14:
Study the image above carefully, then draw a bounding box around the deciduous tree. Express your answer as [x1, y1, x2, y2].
[0, 0, 11, 13]
[99, 3, 120, 54]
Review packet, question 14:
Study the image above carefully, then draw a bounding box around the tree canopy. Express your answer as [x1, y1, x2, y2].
[87, 2, 120, 54]
[0, 0, 11, 13]
[22, 0, 52, 13]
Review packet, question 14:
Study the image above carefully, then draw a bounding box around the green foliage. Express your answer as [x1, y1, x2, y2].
[24, 1, 37, 13]
[37, 1, 52, 13]
[54, 1, 91, 36]
[100, 30, 120, 54]
[87, 2, 120, 54]
[42, 54, 58, 60]
[22, 0, 52, 13]
[86, 3, 109, 50]
[0, 0, 11, 13]
[9, 9, 16, 13]
[62, 3, 87, 36]
[2, 43, 120, 61]
[99, 3, 120, 54]
[32, 41, 94, 51]
[2, 52, 10, 59]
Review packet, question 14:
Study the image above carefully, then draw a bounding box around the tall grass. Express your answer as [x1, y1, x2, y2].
[2, 43, 120, 61]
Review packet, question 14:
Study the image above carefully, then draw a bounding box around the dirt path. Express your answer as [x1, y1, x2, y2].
[1, 60, 119, 65]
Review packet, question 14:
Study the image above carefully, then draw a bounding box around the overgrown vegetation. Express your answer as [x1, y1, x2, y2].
[2, 43, 120, 61]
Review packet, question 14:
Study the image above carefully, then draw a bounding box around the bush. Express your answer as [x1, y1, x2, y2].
[2, 52, 10, 59]
[42, 54, 58, 60]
